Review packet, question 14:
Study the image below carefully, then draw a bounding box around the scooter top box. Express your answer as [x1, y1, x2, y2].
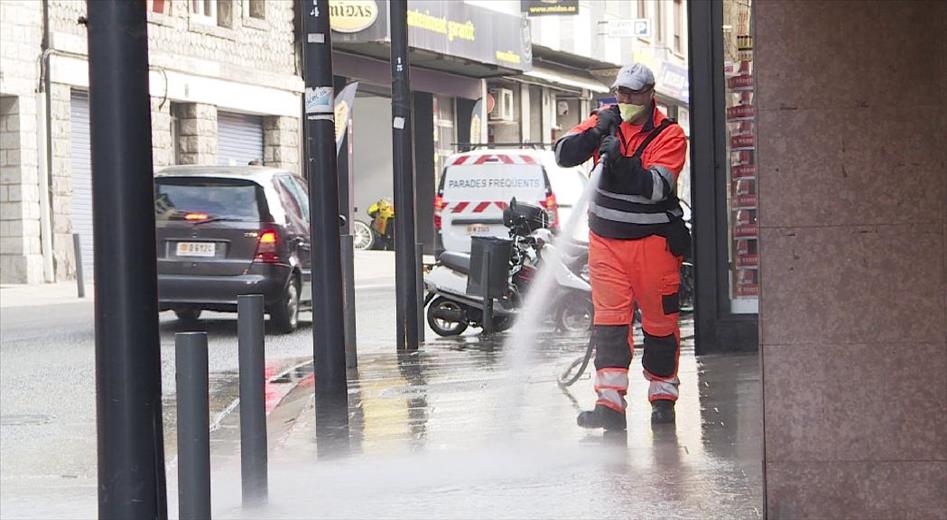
[503, 198, 549, 235]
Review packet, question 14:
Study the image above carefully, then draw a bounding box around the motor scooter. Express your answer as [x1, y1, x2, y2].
[424, 199, 593, 336]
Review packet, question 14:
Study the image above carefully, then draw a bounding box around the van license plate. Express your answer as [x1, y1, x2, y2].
[466, 224, 490, 236]
[176, 242, 216, 257]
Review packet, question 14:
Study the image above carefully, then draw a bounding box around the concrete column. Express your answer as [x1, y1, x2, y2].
[48, 83, 75, 282]
[176, 103, 217, 165]
[263, 116, 299, 172]
[151, 97, 173, 168]
[0, 95, 44, 284]
[756, 1, 946, 517]
[519, 83, 531, 143]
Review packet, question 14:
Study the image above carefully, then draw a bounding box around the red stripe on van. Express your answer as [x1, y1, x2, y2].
[452, 156, 469, 166]
[495, 201, 509, 210]
[473, 202, 491, 213]
[520, 155, 537, 165]
[452, 202, 470, 213]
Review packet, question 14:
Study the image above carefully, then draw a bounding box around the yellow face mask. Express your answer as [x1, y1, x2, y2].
[618, 103, 647, 122]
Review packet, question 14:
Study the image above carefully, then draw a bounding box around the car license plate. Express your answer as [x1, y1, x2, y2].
[176, 242, 216, 257]
[467, 224, 490, 236]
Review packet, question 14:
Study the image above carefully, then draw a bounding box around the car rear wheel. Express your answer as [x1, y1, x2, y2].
[271, 277, 300, 334]
[174, 309, 202, 322]
[352, 219, 375, 250]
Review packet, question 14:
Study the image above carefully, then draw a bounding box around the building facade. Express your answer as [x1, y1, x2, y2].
[1, 0, 690, 283]
[0, 0, 303, 283]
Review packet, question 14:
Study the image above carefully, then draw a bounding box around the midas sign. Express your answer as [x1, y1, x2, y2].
[330, 0, 378, 33]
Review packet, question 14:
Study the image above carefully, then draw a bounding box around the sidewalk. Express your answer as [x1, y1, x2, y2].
[0, 250, 413, 309]
[202, 317, 764, 519]
[0, 282, 93, 308]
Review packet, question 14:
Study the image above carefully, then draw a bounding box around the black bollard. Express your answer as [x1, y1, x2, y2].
[237, 294, 267, 506]
[341, 234, 358, 368]
[416, 243, 425, 343]
[175, 332, 211, 520]
[72, 233, 84, 298]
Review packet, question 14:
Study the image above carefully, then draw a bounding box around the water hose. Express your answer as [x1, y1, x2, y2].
[556, 117, 618, 389]
[557, 336, 594, 388]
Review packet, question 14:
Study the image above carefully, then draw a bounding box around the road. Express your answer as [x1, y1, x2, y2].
[0, 251, 427, 517]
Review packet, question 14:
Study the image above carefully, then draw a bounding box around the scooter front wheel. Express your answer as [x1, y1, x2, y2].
[427, 297, 469, 337]
[555, 293, 594, 332]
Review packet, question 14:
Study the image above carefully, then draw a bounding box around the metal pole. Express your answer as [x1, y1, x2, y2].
[238, 294, 267, 506]
[335, 76, 358, 369]
[299, 0, 350, 454]
[390, 0, 420, 351]
[86, 2, 167, 518]
[341, 234, 358, 368]
[480, 249, 494, 334]
[416, 243, 425, 343]
[175, 333, 211, 520]
[72, 233, 85, 298]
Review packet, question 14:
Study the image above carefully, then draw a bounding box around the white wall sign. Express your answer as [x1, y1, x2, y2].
[598, 19, 652, 39]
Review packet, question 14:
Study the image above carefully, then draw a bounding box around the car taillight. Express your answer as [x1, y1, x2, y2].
[433, 193, 447, 230]
[541, 191, 559, 230]
[185, 212, 209, 221]
[254, 229, 280, 263]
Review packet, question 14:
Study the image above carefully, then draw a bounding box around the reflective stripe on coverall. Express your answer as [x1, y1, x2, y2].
[555, 104, 687, 411]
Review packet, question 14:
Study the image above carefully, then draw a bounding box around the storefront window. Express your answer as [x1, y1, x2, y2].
[433, 95, 456, 186]
[723, 0, 757, 313]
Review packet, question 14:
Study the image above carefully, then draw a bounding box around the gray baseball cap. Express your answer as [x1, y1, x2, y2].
[611, 63, 655, 92]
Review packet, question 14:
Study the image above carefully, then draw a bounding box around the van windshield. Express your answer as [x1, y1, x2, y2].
[442, 163, 546, 202]
[155, 178, 263, 221]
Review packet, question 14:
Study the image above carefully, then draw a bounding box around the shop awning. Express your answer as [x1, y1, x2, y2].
[522, 65, 610, 93]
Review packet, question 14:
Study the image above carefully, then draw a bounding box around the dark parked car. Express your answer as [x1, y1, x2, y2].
[155, 166, 311, 333]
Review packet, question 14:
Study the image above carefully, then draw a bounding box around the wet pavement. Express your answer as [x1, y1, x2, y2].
[2, 251, 763, 518]
[202, 317, 764, 519]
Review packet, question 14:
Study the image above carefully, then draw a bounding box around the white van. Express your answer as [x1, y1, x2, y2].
[435, 149, 589, 253]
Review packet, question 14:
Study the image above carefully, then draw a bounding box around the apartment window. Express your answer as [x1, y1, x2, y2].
[249, 0, 265, 19]
[151, 0, 169, 14]
[191, 0, 217, 24]
[673, 0, 684, 53]
[217, 0, 234, 27]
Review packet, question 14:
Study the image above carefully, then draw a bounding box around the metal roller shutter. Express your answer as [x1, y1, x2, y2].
[217, 112, 264, 166]
[70, 91, 94, 282]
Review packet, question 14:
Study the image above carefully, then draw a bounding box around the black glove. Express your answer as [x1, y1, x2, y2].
[598, 135, 621, 163]
[593, 105, 621, 135]
[600, 154, 651, 196]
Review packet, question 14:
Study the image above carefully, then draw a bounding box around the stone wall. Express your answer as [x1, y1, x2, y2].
[756, 1, 947, 517]
[175, 103, 218, 166]
[49, 0, 298, 90]
[0, 0, 45, 283]
[263, 116, 299, 172]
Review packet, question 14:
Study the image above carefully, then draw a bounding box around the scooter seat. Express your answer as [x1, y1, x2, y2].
[559, 242, 589, 271]
[440, 251, 471, 274]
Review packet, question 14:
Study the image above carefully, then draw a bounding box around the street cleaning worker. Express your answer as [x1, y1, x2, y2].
[555, 63, 689, 430]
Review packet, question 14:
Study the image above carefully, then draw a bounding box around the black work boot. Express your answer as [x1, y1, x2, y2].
[577, 404, 627, 431]
[650, 399, 676, 424]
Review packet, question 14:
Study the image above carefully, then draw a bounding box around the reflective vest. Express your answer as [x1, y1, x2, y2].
[556, 105, 688, 240]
